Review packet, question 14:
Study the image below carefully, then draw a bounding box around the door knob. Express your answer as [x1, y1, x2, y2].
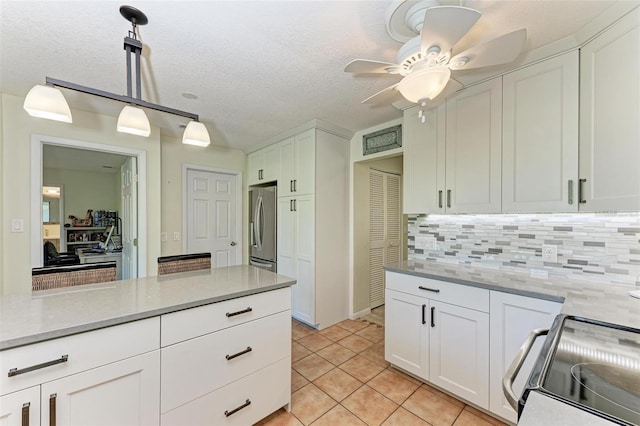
[230, 241, 237, 246]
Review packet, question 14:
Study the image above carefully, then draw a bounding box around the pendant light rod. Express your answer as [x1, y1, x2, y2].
[44, 76, 199, 121]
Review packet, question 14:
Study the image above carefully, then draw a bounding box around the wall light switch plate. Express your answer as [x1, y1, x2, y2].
[173, 232, 180, 241]
[161, 232, 167, 242]
[541, 244, 558, 262]
[11, 219, 24, 233]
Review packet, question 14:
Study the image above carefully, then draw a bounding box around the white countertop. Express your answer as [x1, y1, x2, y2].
[0, 265, 295, 350]
[385, 259, 640, 329]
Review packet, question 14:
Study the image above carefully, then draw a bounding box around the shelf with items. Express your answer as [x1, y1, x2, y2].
[65, 227, 107, 252]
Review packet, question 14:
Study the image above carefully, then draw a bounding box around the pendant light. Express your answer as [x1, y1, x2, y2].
[23, 84, 72, 123]
[23, 5, 211, 146]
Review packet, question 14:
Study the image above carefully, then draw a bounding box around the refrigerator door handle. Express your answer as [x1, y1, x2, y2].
[255, 195, 264, 250]
[250, 222, 256, 247]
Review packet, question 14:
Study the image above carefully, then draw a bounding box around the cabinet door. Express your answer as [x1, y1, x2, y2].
[403, 104, 446, 214]
[429, 301, 489, 408]
[489, 291, 561, 423]
[261, 145, 280, 183]
[445, 78, 502, 213]
[277, 197, 296, 313]
[247, 151, 262, 186]
[41, 350, 160, 426]
[0, 386, 40, 426]
[279, 137, 295, 197]
[384, 289, 429, 379]
[293, 195, 315, 326]
[502, 51, 579, 213]
[579, 8, 640, 211]
[294, 129, 316, 195]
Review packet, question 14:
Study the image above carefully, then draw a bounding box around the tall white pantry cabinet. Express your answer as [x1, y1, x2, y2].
[276, 127, 350, 329]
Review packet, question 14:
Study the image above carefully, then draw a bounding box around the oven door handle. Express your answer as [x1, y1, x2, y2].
[503, 328, 549, 410]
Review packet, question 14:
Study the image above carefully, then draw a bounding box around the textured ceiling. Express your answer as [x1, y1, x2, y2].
[0, 0, 627, 153]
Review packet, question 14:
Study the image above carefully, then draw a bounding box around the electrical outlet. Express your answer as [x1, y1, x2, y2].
[173, 232, 180, 241]
[161, 232, 167, 242]
[415, 236, 436, 250]
[541, 244, 558, 262]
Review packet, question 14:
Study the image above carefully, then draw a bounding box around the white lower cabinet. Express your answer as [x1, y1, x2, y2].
[41, 351, 160, 426]
[429, 300, 489, 408]
[0, 386, 40, 426]
[385, 272, 490, 409]
[160, 288, 292, 426]
[489, 291, 562, 423]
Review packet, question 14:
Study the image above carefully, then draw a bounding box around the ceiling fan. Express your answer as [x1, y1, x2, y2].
[345, 0, 527, 108]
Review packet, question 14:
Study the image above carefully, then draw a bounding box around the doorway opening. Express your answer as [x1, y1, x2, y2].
[30, 134, 147, 278]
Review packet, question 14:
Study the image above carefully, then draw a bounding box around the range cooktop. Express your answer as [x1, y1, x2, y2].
[536, 317, 640, 425]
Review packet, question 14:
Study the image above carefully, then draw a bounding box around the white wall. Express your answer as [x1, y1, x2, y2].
[1, 93, 162, 294]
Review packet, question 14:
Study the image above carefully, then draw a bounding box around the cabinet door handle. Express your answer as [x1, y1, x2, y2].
[422, 304, 426, 325]
[431, 307, 436, 328]
[224, 399, 251, 417]
[578, 178, 587, 204]
[8, 355, 68, 377]
[567, 180, 574, 205]
[294, 179, 297, 192]
[21, 402, 30, 426]
[226, 307, 252, 318]
[438, 190, 443, 208]
[49, 394, 57, 426]
[225, 346, 253, 361]
[290, 199, 294, 211]
[293, 199, 297, 211]
[290, 180, 294, 192]
[418, 285, 440, 293]
[447, 190, 452, 208]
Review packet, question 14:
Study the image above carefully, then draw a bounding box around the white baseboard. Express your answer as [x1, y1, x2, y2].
[350, 308, 371, 320]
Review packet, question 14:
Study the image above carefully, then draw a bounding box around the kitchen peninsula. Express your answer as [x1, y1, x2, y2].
[0, 265, 295, 425]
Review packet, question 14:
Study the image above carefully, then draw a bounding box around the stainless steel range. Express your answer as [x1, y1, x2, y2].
[513, 315, 640, 425]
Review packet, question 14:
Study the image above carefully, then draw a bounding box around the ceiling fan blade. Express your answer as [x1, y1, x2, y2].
[421, 6, 481, 56]
[362, 83, 402, 104]
[449, 29, 527, 70]
[344, 59, 403, 75]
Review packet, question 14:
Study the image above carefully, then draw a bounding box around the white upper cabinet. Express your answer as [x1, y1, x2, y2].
[579, 7, 640, 211]
[247, 144, 279, 186]
[279, 129, 316, 197]
[445, 77, 503, 214]
[502, 51, 579, 213]
[403, 104, 446, 214]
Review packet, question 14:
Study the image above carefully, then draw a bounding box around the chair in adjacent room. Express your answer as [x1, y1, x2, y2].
[43, 241, 80, 267]
[157, 253, 211, 276]
[32, 261, 117, 291]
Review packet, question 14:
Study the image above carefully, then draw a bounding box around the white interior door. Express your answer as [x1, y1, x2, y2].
[186, 169, 237, 267]
[369, 170, 401, 309]
[121, 157, 138, 279]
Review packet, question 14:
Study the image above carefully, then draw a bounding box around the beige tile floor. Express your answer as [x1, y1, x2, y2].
[255, 309, 508, 426]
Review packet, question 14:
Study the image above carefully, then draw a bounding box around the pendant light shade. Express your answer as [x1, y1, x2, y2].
[398, 66, 451, 104]
[23, 84, 73, 123]
[117, 105, 151, 137]
[182, 121, 211, 147]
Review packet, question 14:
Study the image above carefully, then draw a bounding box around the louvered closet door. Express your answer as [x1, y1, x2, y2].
[369, 170, 402, 309]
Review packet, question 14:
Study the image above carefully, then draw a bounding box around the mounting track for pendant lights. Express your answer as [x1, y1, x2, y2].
[23, 5, 211, 147]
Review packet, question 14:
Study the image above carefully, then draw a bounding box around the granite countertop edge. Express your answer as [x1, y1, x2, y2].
[1, 269, 295, 351]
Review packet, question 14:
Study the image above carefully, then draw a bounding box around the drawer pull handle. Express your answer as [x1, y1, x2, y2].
[224, 399, 251, 417]
[22, 402, 30, 426]
[49, 394, 57, 426]
[225, 346, 253, 361]
[418, 286, 440, 293]
[431, 307, 436, 328]
[226, 307, 253, 318]
[8, 355, 68, 377]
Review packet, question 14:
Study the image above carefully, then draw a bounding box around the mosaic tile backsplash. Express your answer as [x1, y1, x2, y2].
[407, 213, 640, 287]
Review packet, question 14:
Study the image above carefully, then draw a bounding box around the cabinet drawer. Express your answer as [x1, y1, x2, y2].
[0, 318, 159, 396]
[161, 356, 290, 426]
[161, 310, 291, 414]
[161, 287, 290, 347]
[386, 271, 489, 312]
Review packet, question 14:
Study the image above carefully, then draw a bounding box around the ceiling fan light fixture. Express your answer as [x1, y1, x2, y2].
[182, 120, 211, 147]
[117, 105, 151, 137]
[398, 66, 451, 104]
[23, 84, 73, 123]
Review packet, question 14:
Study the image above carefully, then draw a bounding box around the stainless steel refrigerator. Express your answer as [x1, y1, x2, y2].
[249, 185, 277, 272]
